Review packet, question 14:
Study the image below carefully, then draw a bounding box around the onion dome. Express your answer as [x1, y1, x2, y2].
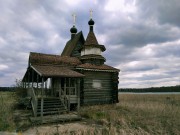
[70, 25, 77, 33]
[88, 19, 95, 25]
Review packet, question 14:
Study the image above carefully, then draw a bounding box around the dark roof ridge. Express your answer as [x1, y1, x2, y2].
[61, 31, 85, 56]
[30, 52, 60, 57]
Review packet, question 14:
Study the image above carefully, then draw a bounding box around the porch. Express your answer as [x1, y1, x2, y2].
[22, 65, 84, 117]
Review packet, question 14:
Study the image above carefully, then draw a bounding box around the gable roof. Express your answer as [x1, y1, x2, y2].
[61, 31, 85, 56]
[29, 52, 81, 66]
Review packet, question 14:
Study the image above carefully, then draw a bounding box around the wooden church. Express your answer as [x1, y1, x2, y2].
[22, 13, 120, 117]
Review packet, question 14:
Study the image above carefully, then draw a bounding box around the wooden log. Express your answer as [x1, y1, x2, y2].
[77, 78, 80, 115]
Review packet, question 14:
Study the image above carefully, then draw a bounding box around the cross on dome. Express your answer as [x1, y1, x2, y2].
[90, 9, 93, 19]
[72, 13, 76, 25]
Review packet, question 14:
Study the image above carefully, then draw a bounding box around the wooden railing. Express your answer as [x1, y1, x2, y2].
[28, 87, 37, 117]
[60, 88, 70, 111]
[33, 88, 51, 97]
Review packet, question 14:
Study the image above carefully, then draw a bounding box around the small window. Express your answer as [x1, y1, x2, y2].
[92, 80, 102, 89]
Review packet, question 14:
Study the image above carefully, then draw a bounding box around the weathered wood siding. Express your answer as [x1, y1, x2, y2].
[81, 71, 115, 105]
[71, 40, 83, 58]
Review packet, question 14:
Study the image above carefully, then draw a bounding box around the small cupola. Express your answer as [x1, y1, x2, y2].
[88, 18, 95, 32]
[80, 10, 106, 65]
[70, 14, 77, 40]
[70, 25, 77, 39]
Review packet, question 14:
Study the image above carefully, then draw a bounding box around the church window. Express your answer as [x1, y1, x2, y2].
[93, 80, 102, 89]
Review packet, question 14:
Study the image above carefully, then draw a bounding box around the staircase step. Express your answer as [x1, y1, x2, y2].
[37, 106, 66, 111]
[35, 98, 68, 116]
[38, 102, 61, 104]
[37, 110, 67, 116]
[37, 98, 61, 101]
[38, 99, 61, 102]
[37, 103, 62, 107]
[37, 105, 65, 108]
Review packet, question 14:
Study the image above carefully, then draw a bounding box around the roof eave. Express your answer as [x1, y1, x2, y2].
[76, 67, 120, 72]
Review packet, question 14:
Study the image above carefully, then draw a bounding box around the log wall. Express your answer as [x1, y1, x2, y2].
[81, 71, 118, 105]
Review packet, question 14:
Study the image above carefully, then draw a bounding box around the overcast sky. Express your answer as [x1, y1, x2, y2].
[0, 0, 180, 88]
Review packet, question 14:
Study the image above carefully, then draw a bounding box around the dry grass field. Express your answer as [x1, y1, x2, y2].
[0, 92, 16, 131]
[79, 94, 180, 135]
[0, 92, 180, 135]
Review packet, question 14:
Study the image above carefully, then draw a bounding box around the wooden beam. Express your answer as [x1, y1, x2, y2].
[37, 74, 39, 88]
[68, 78, 70, 111]
[41, 77, 44, 120]
[28, 69, 30, 88]
[24, 78, 26, 89]
[22, 81, 24, 88]
[77, 78, 80, 114]
[45, 78, 47, 89]
[59, 78, 61, 98]
[45, 78, 47, 97]
[64, 78, 66, 97]
[50, 78, 53, 96]
[41, 98, 43, 121]
[41, 77, 44, 97]
[32, 69, 34, 88]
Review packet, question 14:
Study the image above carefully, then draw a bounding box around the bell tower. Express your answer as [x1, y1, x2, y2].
[80, 10, 106, 65]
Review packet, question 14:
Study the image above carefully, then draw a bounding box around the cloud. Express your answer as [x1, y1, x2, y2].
[0, 64, 8, 71]
[136, 0, 180, 27]
[0, 0, 180, 88]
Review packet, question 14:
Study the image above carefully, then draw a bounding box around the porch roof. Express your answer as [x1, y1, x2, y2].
[32, 65, 84, 77]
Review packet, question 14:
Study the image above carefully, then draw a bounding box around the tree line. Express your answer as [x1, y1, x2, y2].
[0, 87, 15, 92]
[119, 85, 180, 92]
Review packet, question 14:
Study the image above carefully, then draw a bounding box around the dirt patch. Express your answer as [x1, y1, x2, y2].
[23, 121, 106, 135]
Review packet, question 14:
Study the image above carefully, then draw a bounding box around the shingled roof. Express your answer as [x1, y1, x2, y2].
[81, 31, 106, 52]
[80, 54, 106, 61]
[32, 65, 84, 77]
[29, 52, 81, 66]
[76, 63, 120, 72]
[84, 31, 98, 45]
[61, 31, 85, 56]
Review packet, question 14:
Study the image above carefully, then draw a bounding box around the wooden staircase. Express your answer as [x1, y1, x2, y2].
[37, 98, 67, 116]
